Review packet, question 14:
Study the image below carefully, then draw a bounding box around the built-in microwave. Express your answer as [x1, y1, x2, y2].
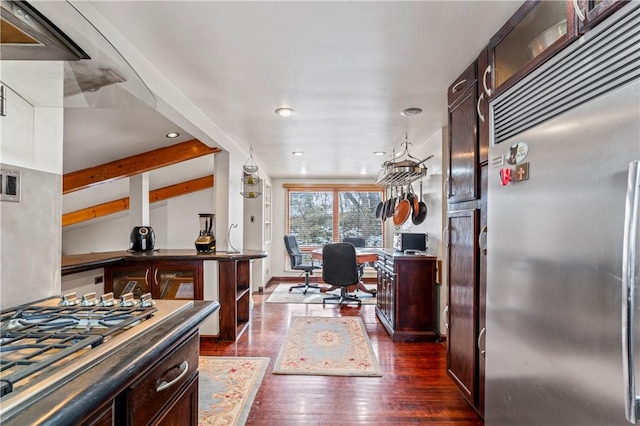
[393, 233, 427, 253]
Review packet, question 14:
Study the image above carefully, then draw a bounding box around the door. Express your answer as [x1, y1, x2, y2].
[446, 208, 479, 405]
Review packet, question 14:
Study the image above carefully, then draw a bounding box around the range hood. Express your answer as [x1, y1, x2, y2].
[0, 0, 88, 61]
[0, 0, 156, 108]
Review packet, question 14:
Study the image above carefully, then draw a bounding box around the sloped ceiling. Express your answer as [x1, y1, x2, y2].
[56, 1, 523, 183]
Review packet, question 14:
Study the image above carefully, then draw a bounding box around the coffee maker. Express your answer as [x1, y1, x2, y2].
[195, 213, 216, 252]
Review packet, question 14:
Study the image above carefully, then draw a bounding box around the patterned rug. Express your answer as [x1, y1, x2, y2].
[273, 316, 382, 377]
[198, 356, 269, 426]
[266, 283, 377, 305]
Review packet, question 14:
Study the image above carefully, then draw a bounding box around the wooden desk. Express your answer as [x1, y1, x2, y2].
[310, 248, 379, 264]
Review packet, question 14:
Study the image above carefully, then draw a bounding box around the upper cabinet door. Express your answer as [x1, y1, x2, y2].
[576, 0, 628, 32]
[487, 0, 578, 98]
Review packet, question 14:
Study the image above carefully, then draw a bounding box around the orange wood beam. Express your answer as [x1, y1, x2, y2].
[149, 175, 214, 203]
[62, 175, 214, 227]
[63, 139, 220, 194]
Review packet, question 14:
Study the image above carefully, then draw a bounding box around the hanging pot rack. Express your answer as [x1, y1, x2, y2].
[374, 137, 432, 188]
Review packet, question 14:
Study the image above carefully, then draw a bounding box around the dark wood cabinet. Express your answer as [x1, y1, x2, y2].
[446, 49, 488, 414]
[119, 332, 199, 425]
[105, 260, 203, 300]
[218, 259, 251, 341]
[375, 252, 438, 342]
[445, 208, 479, 406]
[577, 0, 628, 32]
[487, 0, 579, 98]
[81, 403, 114, 426]
[447, 62, 478, 204]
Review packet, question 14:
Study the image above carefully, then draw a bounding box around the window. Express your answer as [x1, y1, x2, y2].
[285, 184, 383, 248]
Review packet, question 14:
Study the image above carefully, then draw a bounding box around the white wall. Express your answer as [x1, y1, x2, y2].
[62, 189, 214, 254]
[0, 62, 64, 309]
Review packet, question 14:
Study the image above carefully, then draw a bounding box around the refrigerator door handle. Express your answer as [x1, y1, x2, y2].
[623, 160, 640, 424]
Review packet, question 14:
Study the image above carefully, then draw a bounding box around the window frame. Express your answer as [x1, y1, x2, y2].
[284, 183, 384, 250]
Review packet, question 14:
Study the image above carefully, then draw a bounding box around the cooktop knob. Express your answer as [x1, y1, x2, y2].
[59, 292, 79, 306]
[80, 292, 98, 306]
[99, 292, 115, 306]
[120, 293, 135, 307]
[138, 293, 155, 307]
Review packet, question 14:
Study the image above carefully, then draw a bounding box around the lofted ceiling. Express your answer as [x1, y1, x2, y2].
[51, 1, 524, 180]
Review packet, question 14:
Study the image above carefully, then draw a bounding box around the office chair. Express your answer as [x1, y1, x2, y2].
[284, 234, 322, 294]
[342, 237, 366, 278]
[321, 242, 362, 307]
[342, 237, 366, 248]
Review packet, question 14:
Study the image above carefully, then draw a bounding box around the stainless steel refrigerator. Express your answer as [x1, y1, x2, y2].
[486, 3, 640, 425]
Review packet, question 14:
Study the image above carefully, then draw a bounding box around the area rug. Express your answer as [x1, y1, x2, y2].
[266, 283, 377, 305]
[199, 356, 269, 426]
[273, 316, 382, 377]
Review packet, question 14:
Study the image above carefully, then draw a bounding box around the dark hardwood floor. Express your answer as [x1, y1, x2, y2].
[200, 285, 483, 425]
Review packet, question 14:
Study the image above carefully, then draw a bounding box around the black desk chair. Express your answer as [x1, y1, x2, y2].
[284, 234, 322, 294]
[343, 237, 365, 248]
[321, 242, 362, 307]
[342, 237, 366, 278]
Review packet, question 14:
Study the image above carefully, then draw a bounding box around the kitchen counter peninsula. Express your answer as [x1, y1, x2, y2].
[61, 249, 267, 275]
[1, 300, 220, 426]
[62, 249, 267, 341]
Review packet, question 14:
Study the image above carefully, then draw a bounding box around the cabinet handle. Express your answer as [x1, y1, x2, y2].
[443, 177, 449, 198]
[573, 0, 586, 22]
[451, 79, 467, 94]
[443, 226, 450, 249]
[476, 92, 485, 123]
[478, 327, 486, 357]
[0, 85, 6, 117]
[482, 65, 493, 97]
[145, 269, 150, 285]
[443, 305, 449, 330]
[622, 161, 640, 423]
[478, 225, 488, 255]
[154, 268, 159, 285]
[156, 360, 189, 392]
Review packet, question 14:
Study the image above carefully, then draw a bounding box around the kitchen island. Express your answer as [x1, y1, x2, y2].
[0, 300, 220, 426]
[62, 249, 267, 341]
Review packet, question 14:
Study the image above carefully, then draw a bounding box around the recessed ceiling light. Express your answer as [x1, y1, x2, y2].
[373, 151, 386, 156]
[275, 107, 295, 117]
[292, 151, 304, 156]
[360, 168, 367, 175]
[400, 107, 422, 117]
[165, 132, 180, 138]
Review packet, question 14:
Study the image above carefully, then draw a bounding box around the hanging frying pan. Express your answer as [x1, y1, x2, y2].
[375, 188, 385, 219]
[393, 184, 412, 227]
[385, 186, 395, 220]
[382, 186, 391, 221]
[411, 182, 420, 219]
[413, 179, 428, 225]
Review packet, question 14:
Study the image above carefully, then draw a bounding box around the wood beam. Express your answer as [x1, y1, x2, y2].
[62, 175, 214, 227]
[63, 139, 220, 194]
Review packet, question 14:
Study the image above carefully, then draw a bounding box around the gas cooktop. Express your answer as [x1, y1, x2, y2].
[0, 292, 193, 417]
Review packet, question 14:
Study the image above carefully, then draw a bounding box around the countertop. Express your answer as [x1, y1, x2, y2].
[62, 249, 268, 275]
[1, 300, 220, 425]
